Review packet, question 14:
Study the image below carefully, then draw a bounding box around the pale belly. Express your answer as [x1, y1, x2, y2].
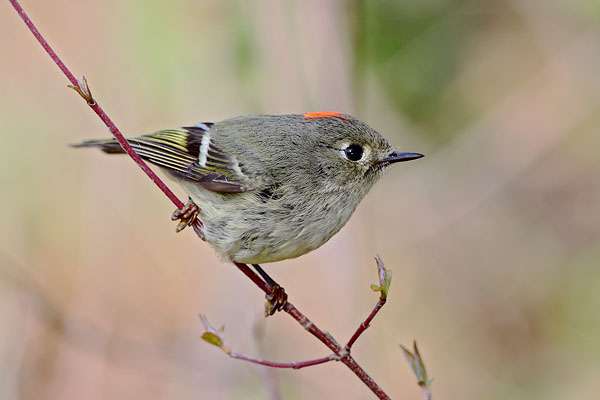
[179, 180, 360, 264]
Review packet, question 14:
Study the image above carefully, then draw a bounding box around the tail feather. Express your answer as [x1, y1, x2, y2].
[70, 138, 125, 154]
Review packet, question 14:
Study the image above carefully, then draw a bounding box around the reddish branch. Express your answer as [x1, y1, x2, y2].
[9, 1, 392, 398]
[8, 0, 185, 213]
[201, 315, 337, 369]
[232, 353, 336, 370]
[206, 257, 392, 400]
[234, 262, 270, 294]
[346, 255, 390, 351]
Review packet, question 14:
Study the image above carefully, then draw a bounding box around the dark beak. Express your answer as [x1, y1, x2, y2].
[380, 151, 424, 165]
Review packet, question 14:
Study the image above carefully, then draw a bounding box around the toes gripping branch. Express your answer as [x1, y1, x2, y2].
[172, 198, 200, 233]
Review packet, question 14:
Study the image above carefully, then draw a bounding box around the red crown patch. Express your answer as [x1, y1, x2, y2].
[302, 111, 351, 123]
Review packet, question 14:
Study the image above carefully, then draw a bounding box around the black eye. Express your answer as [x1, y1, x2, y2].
[344, 144, 364, 161]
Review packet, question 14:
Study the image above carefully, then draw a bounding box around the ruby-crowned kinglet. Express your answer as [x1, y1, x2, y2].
[74, 112, 423, 264]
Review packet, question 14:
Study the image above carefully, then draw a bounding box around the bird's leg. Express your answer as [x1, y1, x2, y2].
[171, 198, 200, 233]
[252, 264, 288, 316]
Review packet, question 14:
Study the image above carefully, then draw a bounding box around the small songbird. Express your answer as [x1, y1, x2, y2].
[74, 112, 423, 265]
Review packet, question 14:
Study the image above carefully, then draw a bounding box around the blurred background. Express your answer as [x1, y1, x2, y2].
[1, 0, 600, 398]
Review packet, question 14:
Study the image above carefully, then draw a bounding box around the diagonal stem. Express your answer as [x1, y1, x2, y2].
[283, 302, 390, 399]
[8, 0, 186, 213]
[346, 296, 386, 351]
[345, 256, 390, 351]
[234, 262, 270, 294]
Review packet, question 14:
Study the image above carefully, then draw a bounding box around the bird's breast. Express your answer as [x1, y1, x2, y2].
[179, 179, 361, 264]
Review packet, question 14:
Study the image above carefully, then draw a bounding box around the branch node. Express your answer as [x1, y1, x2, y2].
[298, 315, 313, 331]
[337, 347, 349, 360]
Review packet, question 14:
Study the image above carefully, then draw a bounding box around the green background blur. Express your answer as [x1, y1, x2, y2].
[2, 0, 600, 399]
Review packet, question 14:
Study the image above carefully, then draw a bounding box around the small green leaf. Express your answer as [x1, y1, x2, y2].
[199, 314, 231, 354]
[201, 332, 224, 348]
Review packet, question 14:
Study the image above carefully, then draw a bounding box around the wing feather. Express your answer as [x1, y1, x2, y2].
[74, 124, 252, 193]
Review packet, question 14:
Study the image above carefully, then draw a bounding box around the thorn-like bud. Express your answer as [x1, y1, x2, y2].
[68, 75, 95, 105]
[370, 255, 392, 300]
[400, 341, 433, 398]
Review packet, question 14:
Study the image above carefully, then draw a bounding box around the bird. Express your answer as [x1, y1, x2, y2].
[74, 112, 423, 265]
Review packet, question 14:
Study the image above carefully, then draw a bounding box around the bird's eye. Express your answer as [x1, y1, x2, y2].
[343, 144, 364, 162]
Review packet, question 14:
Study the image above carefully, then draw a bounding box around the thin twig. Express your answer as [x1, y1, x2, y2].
[9, 1, 391, 398]
[283, 302, 390, 399]
[231, 353, 335, 369]
[200, 314, 336, 369]
[236, 261, 391, 398]
[346, 299, 386, 350]
[345, 255, 390, 350]
[202, 300, 390, 400]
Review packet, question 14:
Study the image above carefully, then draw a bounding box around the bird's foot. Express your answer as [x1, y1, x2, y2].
[265, 283, 288, 316]
[171, 198, 200, 233]
[251, 264, 288, 316]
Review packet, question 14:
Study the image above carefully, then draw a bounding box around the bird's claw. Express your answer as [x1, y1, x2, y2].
[171, 199, 200, 232]
[265, 284, 288, 316]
